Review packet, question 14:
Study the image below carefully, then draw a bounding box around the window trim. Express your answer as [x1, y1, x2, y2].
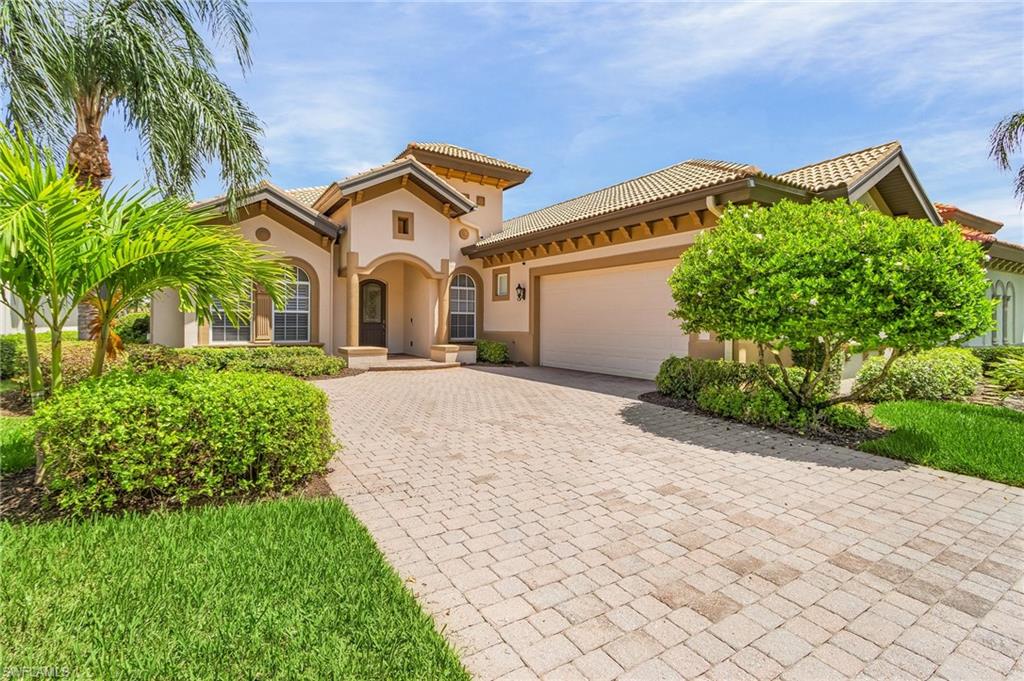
[450, 273, 477, 342]
[392, 210, 414, 241]
[272, 265, 311, 344]
[492, 266, 510, 302]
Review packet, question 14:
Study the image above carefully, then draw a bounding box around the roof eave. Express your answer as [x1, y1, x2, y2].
[193, 185, 339, 240]
[846, 149, 942, 225]
[336, 159, 476, 217]
[399, 147, 531, 188]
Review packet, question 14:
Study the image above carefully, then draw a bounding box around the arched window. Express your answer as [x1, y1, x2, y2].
[274, 266, 311, 343]
[992, 281, 1005, 346]
[1005, 282, 1016, 346]
[450, 273, 477, 341]
[211, 292, 252, 343]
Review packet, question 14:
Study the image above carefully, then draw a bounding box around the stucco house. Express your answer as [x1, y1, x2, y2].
[150, 141, 1024, 379]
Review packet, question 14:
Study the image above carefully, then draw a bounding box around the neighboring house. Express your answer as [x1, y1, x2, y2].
[151, 141, 1024, 379]
[1, 290, 77, 337]
[936, 203, 1024, 350]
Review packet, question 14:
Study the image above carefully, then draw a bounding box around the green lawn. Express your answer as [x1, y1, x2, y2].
[0, 415, 34, 474]
[862, 400, 1024, 486]
[1, 498, 468, 680]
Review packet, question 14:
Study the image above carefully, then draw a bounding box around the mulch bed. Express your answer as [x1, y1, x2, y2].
[638, 391, 886, 450]
[1, 469, 335, 525]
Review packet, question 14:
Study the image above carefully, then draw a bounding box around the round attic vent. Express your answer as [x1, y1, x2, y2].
[255, 227, 271, 241]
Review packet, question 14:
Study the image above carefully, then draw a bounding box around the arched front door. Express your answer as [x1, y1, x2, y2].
[359, 280, 387, 347]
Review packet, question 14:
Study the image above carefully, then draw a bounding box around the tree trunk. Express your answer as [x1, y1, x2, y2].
[91, 319, 110, 378]
[67, 118, 111, 189]
[49, 331, 63, 395]
[22, 320, 44, 405]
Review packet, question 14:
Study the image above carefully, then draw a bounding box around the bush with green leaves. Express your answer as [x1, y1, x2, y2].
[971, 346, 1024, 373]
[13, 340, 122, 395]
[117, 312, 149, 344]
[695, 384, 811, 429]
[820, 404, 870, 431]
[669, 199, 993, 412]
[34, 370, 336, 514]
[991, 357, 1024, 392]
[1, 331, 78, 379]
[126, 345, 347, 378]
[854, 347, 981, 402]
[475, 339, 510, 364]
[656, 356, 762, 399]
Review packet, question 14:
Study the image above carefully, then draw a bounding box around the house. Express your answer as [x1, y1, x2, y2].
[151, 141, 1024, 379]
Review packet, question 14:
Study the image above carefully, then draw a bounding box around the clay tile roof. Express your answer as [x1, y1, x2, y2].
[481, 159, 765, 246]
[281, 185, 329, 208]
[776, 141, 901, 192]
[960, 226, 997, 244]
[934, 202, 960, 222]
[400, 142, 531, 175]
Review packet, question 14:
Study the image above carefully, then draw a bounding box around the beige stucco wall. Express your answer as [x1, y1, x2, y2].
[150, 289, 184, 347]
[350, 189, 451, 273]
[446, 178, 504, 238]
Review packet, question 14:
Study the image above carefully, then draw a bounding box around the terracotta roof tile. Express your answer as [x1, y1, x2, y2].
[281, 185, 329, 208]
[776, 141, 901, 192]
[399, 142, 531, 175]
[481, 159, 768, 246]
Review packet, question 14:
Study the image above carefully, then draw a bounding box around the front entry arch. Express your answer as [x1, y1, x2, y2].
[359, 279, 387, 347]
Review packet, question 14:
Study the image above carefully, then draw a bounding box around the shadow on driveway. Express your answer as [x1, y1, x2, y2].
[619, 400, 909, 473]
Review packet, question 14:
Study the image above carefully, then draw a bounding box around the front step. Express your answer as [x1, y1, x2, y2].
[367, 361, 461, 372]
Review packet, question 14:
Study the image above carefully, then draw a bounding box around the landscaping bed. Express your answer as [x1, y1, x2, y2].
[1, 498, 468, 679]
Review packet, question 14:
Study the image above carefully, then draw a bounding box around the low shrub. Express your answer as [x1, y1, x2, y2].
[127, 345, 347, 378]
[475, 339, 510, 364]
[970, 346, 1024, 372]
[656, 356, 762, 400]
[821, 404, 869, 431]
[12, 340, 119, 395]
[1, 330, 79, 379]
[117, 312, 150, 344]
[991, 357, 1024, 392]
[35, 369, 336, 514]
[854, 347, 981, 402]
[696, 384, 748, 420]
[656, 355, 838, 404]
[695, 384, 808, 429]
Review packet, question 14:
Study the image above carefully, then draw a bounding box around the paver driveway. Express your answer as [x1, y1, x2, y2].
[322, 366, 1024, 680]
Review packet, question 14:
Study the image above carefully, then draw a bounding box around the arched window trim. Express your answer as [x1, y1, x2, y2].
[273, 265, 311, 343]
[992, 281, 1005, 346]
[1004, 282, 1016, 346]
[450, 272, 477, 342]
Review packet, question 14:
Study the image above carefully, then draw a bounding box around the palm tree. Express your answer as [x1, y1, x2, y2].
[0, 127, 287, 402]
[990, 111, 1024, 203]
[0, 0, 265, 203]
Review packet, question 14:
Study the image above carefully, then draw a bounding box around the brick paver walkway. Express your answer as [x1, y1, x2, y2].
[322, 367, 1024, 680]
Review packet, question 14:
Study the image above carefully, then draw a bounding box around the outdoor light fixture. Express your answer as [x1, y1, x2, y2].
[516, 283, 526, 301]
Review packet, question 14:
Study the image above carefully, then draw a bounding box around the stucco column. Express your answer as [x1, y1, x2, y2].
[436, 276, 450, 343]
[346, 252, 359, 346]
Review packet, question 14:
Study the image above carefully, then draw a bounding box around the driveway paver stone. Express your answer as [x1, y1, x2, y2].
[323, 366, 1024, 679]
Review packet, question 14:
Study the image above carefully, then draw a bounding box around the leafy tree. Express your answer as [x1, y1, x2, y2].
[0, 0, 264, 204]
[990, 111, 1024, 203]
[0, 127, 287, 410]
[668, 199, 993, 412]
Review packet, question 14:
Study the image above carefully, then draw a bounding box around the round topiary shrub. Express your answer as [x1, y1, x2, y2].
[854, 347, 982, 402]
[34, 369, 336, 514]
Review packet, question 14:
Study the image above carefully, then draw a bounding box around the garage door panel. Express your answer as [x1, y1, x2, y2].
[539, 260, 688, 379]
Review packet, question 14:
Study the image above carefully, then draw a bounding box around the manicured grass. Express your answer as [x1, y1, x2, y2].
[862, 400, 1024, 486]
[0, 415, 34, 474]
[1, 498, 468, 680]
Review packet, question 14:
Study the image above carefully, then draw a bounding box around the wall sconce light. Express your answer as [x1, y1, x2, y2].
[516, 283, 526, 301]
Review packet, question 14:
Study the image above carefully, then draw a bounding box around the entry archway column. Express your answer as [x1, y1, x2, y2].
[435, 259, 451, 344]
[347, 251, 359, 346]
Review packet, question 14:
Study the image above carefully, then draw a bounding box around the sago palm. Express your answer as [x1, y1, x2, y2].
[0, 0, 265, 204]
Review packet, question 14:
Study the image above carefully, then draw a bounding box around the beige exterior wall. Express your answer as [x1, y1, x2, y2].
[350, 189, 451, 274]
[150, 289, 184, 347]
[445, 178, 504, 238]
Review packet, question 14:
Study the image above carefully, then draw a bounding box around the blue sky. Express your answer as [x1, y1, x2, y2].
[103, 1, 1023, 242]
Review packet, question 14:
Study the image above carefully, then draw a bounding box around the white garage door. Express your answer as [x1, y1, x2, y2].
[539, 260, 689, 379]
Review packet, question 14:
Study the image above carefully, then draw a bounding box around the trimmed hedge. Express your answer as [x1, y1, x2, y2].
[127, 345, 348, 378]
[117, 312, 149, 344]
[35, 370, 336, 514]
[971, 346, 1024, 373]
[655, 356, 838, 403]
[475, 339, 510, 364]
[854, 347, 981, 402]
[1, 330, 79, 379]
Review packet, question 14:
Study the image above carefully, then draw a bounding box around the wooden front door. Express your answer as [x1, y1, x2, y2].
[359, 280, 386, 347]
